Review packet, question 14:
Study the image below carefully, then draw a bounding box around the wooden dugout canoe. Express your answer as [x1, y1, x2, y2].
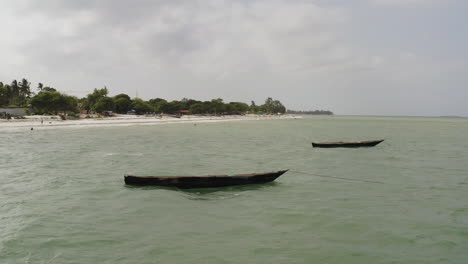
[124, 170, 288, 188]
[312, 139, 384, 148]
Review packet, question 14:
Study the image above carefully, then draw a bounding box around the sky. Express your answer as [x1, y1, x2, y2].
[0, 0, 467, 116]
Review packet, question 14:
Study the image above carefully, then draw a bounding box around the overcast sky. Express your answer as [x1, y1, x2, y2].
[0, 0, 467, 116]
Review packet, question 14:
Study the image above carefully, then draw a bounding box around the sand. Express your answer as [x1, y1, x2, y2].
[0, 114, 301, 131]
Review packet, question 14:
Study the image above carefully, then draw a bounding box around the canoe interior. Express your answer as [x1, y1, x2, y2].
[312, 139, 384, 148]
[124, 170, 288, 188]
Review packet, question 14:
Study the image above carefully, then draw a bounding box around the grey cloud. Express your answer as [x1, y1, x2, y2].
[17, 0, 349, 76]
[0, 0, 466, 116]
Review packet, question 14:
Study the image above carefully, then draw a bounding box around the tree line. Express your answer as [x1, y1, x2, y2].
[0, 78, 286, 116]
[286, 109, 333, 115]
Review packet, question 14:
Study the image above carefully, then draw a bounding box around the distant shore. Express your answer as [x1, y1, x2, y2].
[0, 114, 301, 131]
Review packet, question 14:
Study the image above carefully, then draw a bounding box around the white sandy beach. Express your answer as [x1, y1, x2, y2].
[0, 114, 301, 131]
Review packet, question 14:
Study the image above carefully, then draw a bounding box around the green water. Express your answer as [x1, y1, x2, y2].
[1, 116, 467, 264]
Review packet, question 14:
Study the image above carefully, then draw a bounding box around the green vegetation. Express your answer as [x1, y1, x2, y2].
[0, 78, 287, 116]
[30, 91, 78, 115]
[0, 79, 33, 107]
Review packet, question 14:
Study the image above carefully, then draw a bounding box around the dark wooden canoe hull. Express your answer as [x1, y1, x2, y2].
[124, 170, 288, 188]
[312, 139, 384, 148]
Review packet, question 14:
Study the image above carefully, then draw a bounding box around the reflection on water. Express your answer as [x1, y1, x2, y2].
[124, 182, 279, 200]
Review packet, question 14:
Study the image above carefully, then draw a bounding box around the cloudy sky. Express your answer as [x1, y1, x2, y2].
[0, 0, 467, 116]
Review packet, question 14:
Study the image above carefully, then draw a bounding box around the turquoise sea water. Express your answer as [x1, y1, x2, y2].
[1, 116, 467, 263]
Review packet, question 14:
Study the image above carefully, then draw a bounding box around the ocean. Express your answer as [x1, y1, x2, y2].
[1, 116, 467, 263]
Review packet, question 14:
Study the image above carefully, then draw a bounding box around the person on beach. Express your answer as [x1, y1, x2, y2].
[41, 118, 43, 124]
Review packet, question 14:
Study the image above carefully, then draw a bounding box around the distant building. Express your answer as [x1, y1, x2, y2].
[0, 107, 29, 116]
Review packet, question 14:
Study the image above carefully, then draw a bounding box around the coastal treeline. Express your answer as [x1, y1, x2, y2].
[0, 78, 286, 116]
[287, 109, 333, 115]
[0, 79, 33, 107]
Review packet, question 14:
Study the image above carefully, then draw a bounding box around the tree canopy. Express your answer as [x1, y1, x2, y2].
[0, 78, 33, 107]
[30, 91, 78, 114]
[0, 78, 290, 116]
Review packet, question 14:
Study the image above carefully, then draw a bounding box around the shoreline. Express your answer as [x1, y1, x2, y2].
[0, 114, 301, 131]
